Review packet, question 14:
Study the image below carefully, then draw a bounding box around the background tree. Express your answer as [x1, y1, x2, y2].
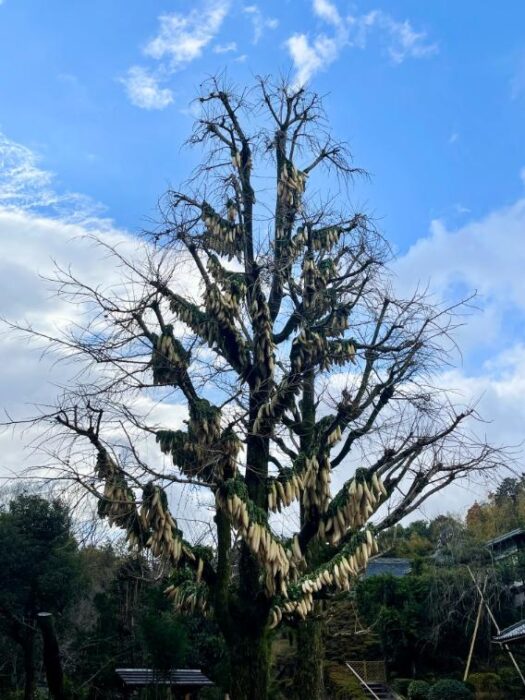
[0, 494, 82, 700]
[466, 475, 525, 540]
[13, 77, 501, 700]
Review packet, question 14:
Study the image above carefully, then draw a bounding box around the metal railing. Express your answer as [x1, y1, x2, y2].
[345, 660, 386, 683]
[345, 662, 381, 700]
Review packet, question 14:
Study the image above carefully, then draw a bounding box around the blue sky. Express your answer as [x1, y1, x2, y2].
[1, 0, 523, 239]
[1, 0, 525, 515]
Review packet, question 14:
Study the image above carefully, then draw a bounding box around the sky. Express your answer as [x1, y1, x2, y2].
[1, 0, 525, 520]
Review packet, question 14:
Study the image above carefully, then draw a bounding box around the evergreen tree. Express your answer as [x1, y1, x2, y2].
[0, 494, 82, 699]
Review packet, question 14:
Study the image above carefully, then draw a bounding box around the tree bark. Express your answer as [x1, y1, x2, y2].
[229, 631, 270, 700]
[37, 612, 65, 700]
[292, 617, 325, 700]
[23, 628, 35, 700]
[294, 363, 326, 700]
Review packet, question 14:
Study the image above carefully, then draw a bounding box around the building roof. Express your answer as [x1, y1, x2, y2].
[486, 528, 525, 548]
[492, 620, 525, 645]
[364, 557, 412, 578]
[115, 669, 214, 688]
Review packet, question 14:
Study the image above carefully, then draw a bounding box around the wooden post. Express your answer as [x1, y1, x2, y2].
[37, 612, 65, 700]
[467, 566, 525, 688]
[464, 576, 487, 681]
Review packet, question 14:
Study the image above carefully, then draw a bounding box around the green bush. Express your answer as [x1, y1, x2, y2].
[429, 679, 473, 700]
[325, 663, 368, 699]
[408, 679, 430, 700]
[496, 667, 524, 700]
[391, 678, 413, 695]
[467, 672, 503, 698]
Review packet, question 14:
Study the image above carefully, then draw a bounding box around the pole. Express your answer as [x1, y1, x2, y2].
[464, 576, 487, 681]
[467, 566, 525, 688]
[37, 613, 65, 700]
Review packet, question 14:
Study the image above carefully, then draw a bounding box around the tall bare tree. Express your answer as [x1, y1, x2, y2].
[11, 78, 500, 699]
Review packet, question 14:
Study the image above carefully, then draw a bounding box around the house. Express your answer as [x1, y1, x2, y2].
[492, 619, 525, 645]
[364, 557, 412, 578]
[486, 529, 525, 607]
[486, 528, 525, 562]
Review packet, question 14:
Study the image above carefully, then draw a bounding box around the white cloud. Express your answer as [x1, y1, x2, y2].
[312, 0, 341, 26]
[286, 2, 437, 86]
[286, 33, 341, 87]
[145, 1, 229, 66]
[213, 41, 237, 54]
[370, 11, 438, 64]
[395, 178, 525, 322]
[0, 133, 198, 500]
[243, 5, 278, 44]
[122, 0, 230, 110]
[120, 66, 174, 110]
[0, 133, 109, 224]
[376, 171, 525, 517]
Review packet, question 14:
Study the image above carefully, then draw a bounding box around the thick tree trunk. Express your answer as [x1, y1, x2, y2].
[23, 629, 35, 700]
[229, 631, 270, 700]
[37, 612, 65, 700]
[292, 617, 325, 700]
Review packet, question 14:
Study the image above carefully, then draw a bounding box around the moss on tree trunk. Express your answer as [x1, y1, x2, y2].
[291, 617, 325, 700]
[229, 631, 270, 700]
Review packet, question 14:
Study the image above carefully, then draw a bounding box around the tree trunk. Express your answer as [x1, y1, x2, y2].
[292, 617, 325, 700]
[229, 631, 270, 700]
[23, 628, 35, 700]
[37, 612, 65, 700]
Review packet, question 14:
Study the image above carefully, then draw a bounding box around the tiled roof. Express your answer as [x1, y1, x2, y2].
[486, 528, 525, 548]
[492, 620, 525, 644]
[115, 669, 214, 687]
[364, 557, 412, 578]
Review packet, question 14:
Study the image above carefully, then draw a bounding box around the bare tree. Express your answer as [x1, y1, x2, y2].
[8, 77, 502, 700]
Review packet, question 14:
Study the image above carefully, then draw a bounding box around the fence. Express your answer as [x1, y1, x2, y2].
[346, 660, 386, 683]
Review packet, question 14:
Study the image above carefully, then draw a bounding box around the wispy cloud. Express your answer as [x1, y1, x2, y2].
[243, 5, 278, 44]
[313, 0, 341, 26]
[395, 170, 525, 352]
[287, 1, 438, 85]
[367, 11, 438, 64]
[213, 41, 237, 54]
[287, 34, 341, 87]
[122, 0, 231, 109]
[145, 1, 230, 67]
[0, 132, 106, 223]
[120, 66, 174, 110]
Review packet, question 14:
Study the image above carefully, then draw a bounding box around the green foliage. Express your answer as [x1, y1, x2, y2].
[0, 493, 83, 615]
[428, 679, 473, 700]
[139, 610, 188, 671]
[408, 680, 430, 699]
[466, 672, 504, 698]
[495, 667, 525, 700]
[325, 663, 368, 699]
[465, 475, 525, 540]
[391, 678, 413, 695]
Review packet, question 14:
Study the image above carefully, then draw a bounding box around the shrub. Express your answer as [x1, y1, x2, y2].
[408, 680, 430, 700]
[429, 679, 473, 700]
[392, 678, 414, 696]
[496, 667, 524, 700]
[467, 672, 503, 698]
[324, 663, 368, 699]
